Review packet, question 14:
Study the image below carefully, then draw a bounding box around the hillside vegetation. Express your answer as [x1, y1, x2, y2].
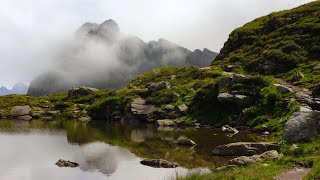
[213, 1, 320, 90]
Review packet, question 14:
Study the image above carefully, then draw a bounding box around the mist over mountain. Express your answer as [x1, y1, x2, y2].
[0, 83, 28, 96]
[28, 19, 217, 96]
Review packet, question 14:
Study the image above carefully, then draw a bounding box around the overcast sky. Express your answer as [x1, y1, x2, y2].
[0, 0, 315, 88]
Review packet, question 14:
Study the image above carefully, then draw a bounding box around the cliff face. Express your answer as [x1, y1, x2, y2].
[213, 1, 320, 77]
[28, 20, 217, 96]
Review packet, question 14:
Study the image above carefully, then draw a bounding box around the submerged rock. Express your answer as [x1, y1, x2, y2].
[140, 159, 179, 168]
[55, 159, 79, 168]
[212, 142, 280, 156]
[68, 86, 98, 99]
[283, 111, 320, 142]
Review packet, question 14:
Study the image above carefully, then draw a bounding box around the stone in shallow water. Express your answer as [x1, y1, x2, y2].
[55, 159, 79, 168]
[176, 137, 197, 147]
[140, 159, 179, 168]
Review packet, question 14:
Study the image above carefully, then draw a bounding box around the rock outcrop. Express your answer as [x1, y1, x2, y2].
[68, 86, 98, 99]
[283, 111, 320, 142]
[212, 142, 280, 156]
[131, 98, 156, 121]
[140, 159, 179, 168]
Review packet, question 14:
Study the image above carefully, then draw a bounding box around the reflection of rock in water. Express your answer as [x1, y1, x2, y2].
[74, 142, 135, 175]
[130, 129, 154, 143]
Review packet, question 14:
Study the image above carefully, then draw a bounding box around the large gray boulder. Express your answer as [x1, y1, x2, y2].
[68, 86, 98, 99]
[212, 142, 280, 156]
[283, 111, 320, 142]
[147, 81, 171, 92]
[217, 93, 253, 107]
[11, 105, 31, 117]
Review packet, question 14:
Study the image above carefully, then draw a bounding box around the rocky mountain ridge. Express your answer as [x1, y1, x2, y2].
[28, 19, 217, 96]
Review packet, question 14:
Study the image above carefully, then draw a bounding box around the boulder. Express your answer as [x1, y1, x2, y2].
[176, 137, 197, 147]
[178, 104, 188, 112]
[68, 86, 98, 99]
[292, 72, 304, 82]
[55, 159, 79, 168]
[11, 105, 31, 117]
[222, 125, 239, 135]
[224, 65, 234, 72]
[156, 119, 177, 127]
[274, 84, 293, 94]
[217, 93, 253, 107]
[229, 150, 283, 166]
[147, 81, 171, 92]
[165, 105, 175, 111]
[283, 111, 320, 142]
[212, 142, 280, 156]
[140, 159, 179, 168]
[131, 98, 156, 121]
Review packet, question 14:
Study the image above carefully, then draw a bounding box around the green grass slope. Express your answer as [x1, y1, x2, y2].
[213, 1, 320, 89]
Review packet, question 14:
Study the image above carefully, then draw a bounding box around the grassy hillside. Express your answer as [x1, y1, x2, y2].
[213, 1, 320, 89]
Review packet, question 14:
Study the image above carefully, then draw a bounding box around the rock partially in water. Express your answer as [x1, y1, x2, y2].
[156, 119, 177, 127]
[212, 142, 280, 156]
[55, 159, 79, 168]
[229, 150, 283, 166]
[222, 125, 239, 135]
[176, 137, 197, 147]
[283, 111, 320, 142]
[68, 86, 98, 99]
[140, 159, 179, 168]
[11, 105, 31, 117]
[79, 116, 92, 122]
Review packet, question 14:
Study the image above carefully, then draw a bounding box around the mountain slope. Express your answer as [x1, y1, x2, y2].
[213, 1, 320, 86]
[0, 83, 28, 96]
[28, 20, 217, 96]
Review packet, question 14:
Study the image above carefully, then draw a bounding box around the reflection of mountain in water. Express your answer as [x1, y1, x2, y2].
[74, 142, 136, 175]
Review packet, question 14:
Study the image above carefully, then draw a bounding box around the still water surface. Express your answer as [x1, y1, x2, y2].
[0, 120, 264, 180]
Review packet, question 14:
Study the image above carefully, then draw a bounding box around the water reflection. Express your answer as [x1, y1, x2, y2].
[0, 119, 266, 180]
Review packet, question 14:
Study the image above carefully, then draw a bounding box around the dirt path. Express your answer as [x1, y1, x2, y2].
[274, 167, 311, 180]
